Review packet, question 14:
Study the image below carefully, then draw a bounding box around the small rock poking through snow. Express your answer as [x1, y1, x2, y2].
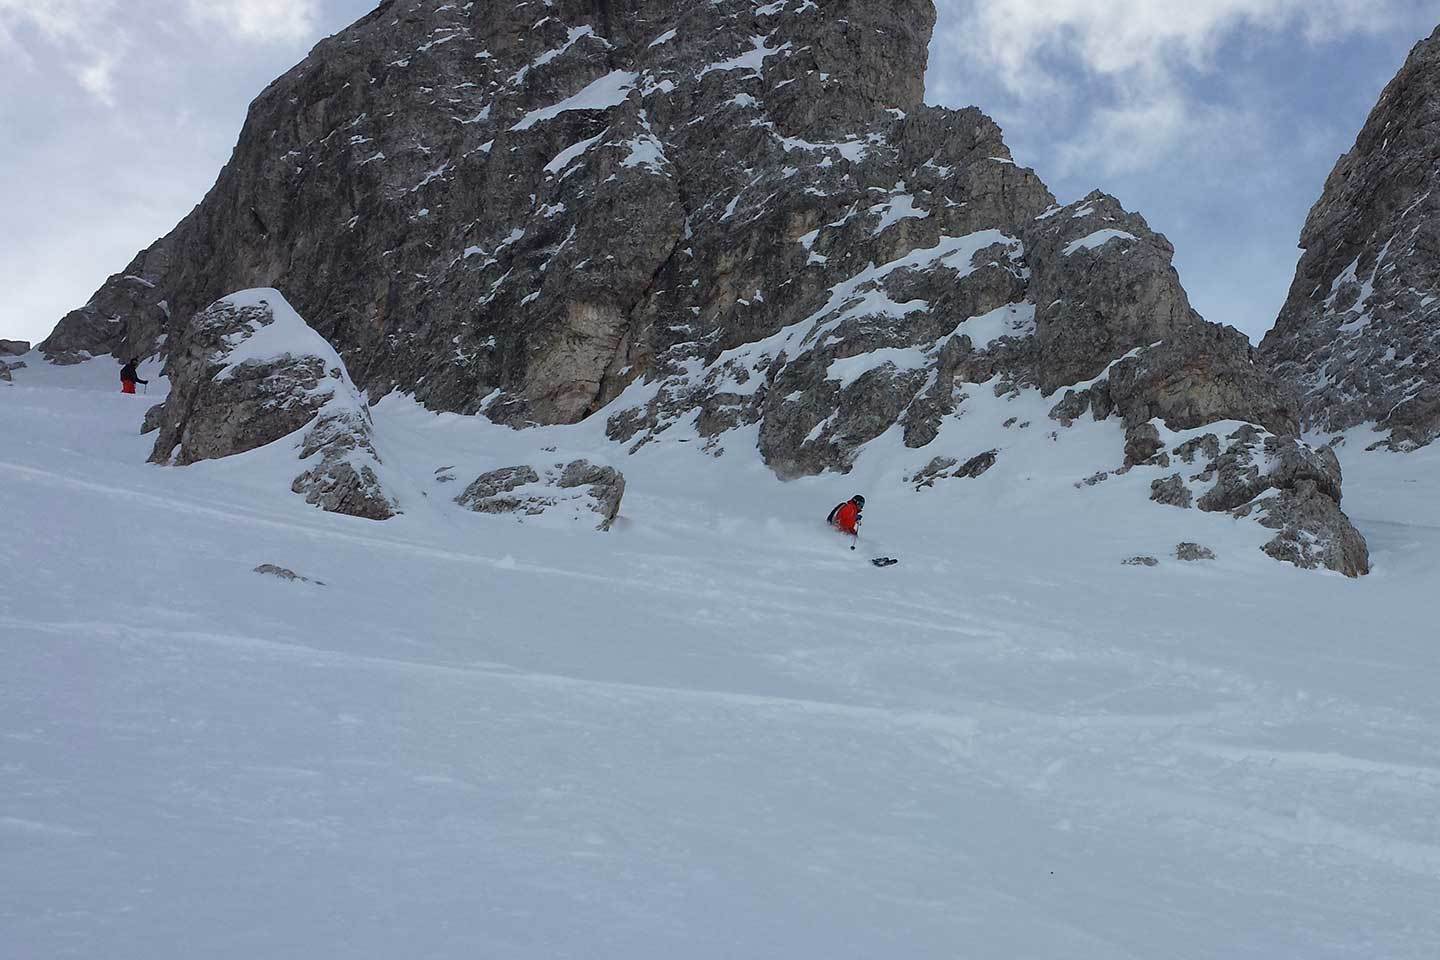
[253, 564, 326, 585]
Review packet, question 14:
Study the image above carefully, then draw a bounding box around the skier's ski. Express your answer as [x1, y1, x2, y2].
[871, 557, 898, 568]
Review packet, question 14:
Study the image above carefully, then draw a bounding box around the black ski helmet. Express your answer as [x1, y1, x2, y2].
[852, 495, 866, 508]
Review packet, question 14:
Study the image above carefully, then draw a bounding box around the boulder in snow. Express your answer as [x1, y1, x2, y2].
[910, 450, 999, 489]
[1175, 542, 1216, 562]
[147, 289, 398, 521]
[1246, 483, 1371, 578]
[1155, 425, 1368, 577]
[455, 460, 625, 531]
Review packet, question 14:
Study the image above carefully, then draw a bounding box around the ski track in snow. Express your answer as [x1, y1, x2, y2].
[3, 359, 1440, 958]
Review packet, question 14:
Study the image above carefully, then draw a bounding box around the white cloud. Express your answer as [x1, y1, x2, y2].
[0, 0, 319, 106]
[937, 0, 1402, 96]
[76, 49, 120, 104]
[184, 0, 320, 45]
[0, 0, 125, 99]
[931, 0, 1410, 175]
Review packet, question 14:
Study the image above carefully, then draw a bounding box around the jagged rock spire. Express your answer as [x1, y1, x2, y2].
[1261, 25, 1440, 450]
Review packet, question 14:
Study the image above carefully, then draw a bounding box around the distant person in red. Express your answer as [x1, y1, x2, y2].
[827, 495, 865, 545]
[119, 359, 148, 394]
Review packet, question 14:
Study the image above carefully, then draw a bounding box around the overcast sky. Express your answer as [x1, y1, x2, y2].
[1, 0, 1435, 347]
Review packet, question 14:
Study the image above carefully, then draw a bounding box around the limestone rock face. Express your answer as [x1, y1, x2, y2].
[37, 0, 1366, 572]
[1251, 481, 1371, 578]
[1260, 26, 1440, 449]
[1154, 424, 1369, 577]
[147, 289, 398, 521]
[455, 460, 624, 530]
[40, 0, 945, 412]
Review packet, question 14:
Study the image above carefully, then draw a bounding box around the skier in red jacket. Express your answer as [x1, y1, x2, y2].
[827, 495, 865, 542]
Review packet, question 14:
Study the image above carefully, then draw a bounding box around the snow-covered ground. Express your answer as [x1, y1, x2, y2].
[3, 356, 1439, 958]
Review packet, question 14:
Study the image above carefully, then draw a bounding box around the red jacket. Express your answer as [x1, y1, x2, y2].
[831, 501, 860, 536]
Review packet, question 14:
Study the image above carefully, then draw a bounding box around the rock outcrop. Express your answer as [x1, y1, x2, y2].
[0, 339, 29, 356]
[1175, 543, 1215, 562]
[1261, 25, 1440, 450]
[1141, 424, 1369, 577]
[455, 459, 625, 530]
[38, 0, 1367, 573]
[147, 289, 398, 520]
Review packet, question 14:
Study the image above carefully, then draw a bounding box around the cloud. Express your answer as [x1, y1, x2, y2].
[931, 0, 1412, 175]
[0, 0, 125, 100]
[938, 0, 1403, 95]
[0, 0, 319, 107]
[184, 0, 320, 45]
[76, 49, 120, 104]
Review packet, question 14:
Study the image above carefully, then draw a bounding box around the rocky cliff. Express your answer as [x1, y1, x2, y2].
[40, 0, 1368, 573]
[1261, 25, 1440, 451]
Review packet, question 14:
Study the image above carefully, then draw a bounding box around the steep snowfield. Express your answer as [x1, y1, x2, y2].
[4, 357, 1440, 958]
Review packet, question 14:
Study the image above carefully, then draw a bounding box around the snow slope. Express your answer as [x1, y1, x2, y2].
[3, 357, 1440, 958]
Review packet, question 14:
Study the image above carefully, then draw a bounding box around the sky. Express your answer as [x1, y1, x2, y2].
[0, 0, 1436, 347]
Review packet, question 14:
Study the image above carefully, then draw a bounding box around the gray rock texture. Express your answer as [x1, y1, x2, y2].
[37, 0, 1366, 573]
[0, 339, 29, 356]
[1150, 474, 1192, 509]
[147, 290, 398, 521]
[254, 564, 326, 585]
[1260, 26, 1440, 450]
[456, 459, 624, 530]
[0, 359, 23, 382]
[1175, 543, 1215, 562]
[1146, 424, 1369, 577]
[141, 403, 166, 435]
[909, 449, 997, 488]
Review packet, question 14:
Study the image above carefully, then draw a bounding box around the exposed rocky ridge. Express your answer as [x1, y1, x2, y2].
[0, 339, 29, 356]
[1261, 25, 1440, 450]
[147, 289, 398, 520]
[40, 0, 1366, 572]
